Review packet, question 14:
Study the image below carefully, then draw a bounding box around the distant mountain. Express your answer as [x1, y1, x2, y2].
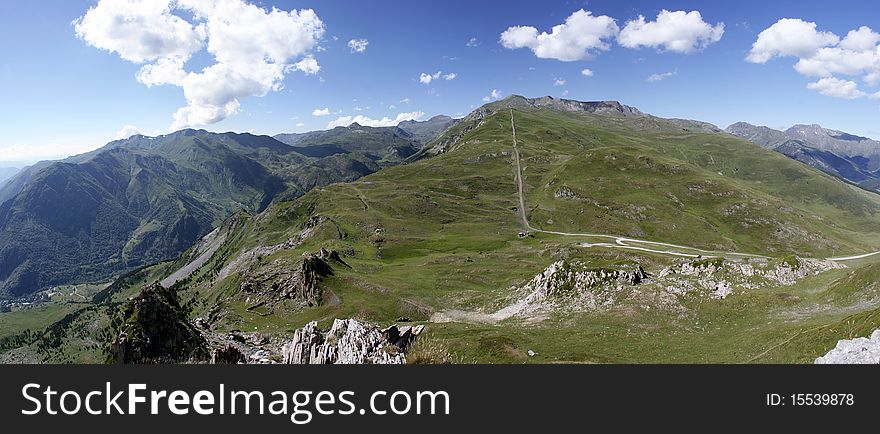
[0, 128, 409, 298]
[0, 167, 20, 187]
[275, 123, 423, 163]
[397, 115, 458, 144]
[726, 122, 880, 190]
[275, 115, 457, 154]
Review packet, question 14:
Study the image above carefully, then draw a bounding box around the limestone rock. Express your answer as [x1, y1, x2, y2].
[815, 330, 880, 364]
[281, 319, 421, 364]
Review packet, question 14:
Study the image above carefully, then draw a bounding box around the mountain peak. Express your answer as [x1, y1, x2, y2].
[489, 95, 642, 116]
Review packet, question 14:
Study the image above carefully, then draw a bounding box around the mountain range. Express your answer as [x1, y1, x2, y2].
[3, 96, 880, 365]
[0, 118, 452, 298]
[726, 122, 880, 191]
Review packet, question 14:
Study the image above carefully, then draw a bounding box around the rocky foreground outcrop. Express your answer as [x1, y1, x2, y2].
[815, 330, 880, 364]
[108, 284, 208, 364]
[281, 319, 423, 364]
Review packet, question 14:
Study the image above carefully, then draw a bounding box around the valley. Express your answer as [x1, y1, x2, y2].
[3, 96, 880, 364]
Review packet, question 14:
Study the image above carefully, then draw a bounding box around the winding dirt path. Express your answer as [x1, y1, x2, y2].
[507, 109, 880, 263]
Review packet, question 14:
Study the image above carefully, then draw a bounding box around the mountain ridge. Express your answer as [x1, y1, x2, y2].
[726, 121, 880, 190]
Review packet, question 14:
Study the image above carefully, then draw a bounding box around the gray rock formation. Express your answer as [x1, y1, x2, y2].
[815, 330, 880, 364]
[281, 319, 422, 364]
[239, 248, 348, 309]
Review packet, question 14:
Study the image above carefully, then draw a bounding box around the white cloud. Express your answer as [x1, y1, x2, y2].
[420, 71, 450, 84]
[581, 68, 594, 77]
[419, 72, 439, 84]
[74, 0, 205, 64]
[618, 10, 724, 53]
[116, 125, 142, 139]
[647, 71, 675, 82]
[554, 78, 566, 86]
[327, 111, 425, 128]
[746, 18, 839, 63]
[312, 108, 331, 116]
[296, 122, 305, 127]
[806, 77, 866, 99]
[400, 97, 410, 104]
[293, 57, 320, 75]
[75, 0, 325, 130]
[747, 19, 880, 99]
[466, 37, 480, 47]
[500, 9, 619, 61]
[482, 89, 503, 102]
[388, 104, 397, 110]
[348, 38, 369, 53]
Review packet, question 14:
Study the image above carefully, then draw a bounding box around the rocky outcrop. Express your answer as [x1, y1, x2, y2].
[211, 344, 247, 364]
[532, 261, 648, 299]
[281, 319, 423, 364]
[815, 330, 880, 364]
[108, 284, 208, 364]
[240, 248, 346, 308]
[657, 257, 845, 300]
[217, 215, 333, 281]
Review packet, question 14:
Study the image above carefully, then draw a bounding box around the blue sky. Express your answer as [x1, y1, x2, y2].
[2, 0, 880, 165]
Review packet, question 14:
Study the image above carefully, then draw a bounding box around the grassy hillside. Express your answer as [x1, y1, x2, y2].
[8, 97, 880, 363]
[0, 126, 428, 298]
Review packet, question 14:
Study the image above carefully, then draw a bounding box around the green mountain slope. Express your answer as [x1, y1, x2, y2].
[8, 96, 880, 363]
[0, 126, 425, 298]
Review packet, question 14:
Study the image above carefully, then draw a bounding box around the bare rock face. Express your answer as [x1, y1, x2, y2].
[240, 249, 346, 308]
[281, 319, 422, 364]
[211, 344, 247, 364]
[815, 330, 880, 364]
[534, 260, 648, 299]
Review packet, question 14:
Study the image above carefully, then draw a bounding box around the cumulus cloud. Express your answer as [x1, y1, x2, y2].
[327, 111, 425, 128]
[293, 57, 320, 75]
[420, 71, 441, 84]
[116, 125, 142, 139]
[75, 0, 325, 130]
[647, 71, 676, 82]
[581, 68, 594, 77]
[348, 38, 368, 53]
[420, 71, 455, 84]
[747, 19, 880, 99]
[746, 18, 839, 63]
[466, 37, 480, 47]
[312, 108, 331, 116]
[499, 9, 619, 61]
[618, 10, 724, 53]
[554, 78, 566, 86]
[482, 89, 503, 102]
[806, 77, 866, 99]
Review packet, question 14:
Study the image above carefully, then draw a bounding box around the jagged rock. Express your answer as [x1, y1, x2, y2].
[240, 252, 335, 307]
[534, 261, 648, 299]
[211, 345, 246, 364]
[281, 319, 420, 364]
[554, 186, 579, 199]
[815, 330, 880, 364]
[317, 248, 350, 268]
[108, 284, 208, 364]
